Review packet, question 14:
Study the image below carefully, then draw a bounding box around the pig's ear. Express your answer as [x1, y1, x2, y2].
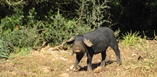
[66, 36, 75, 43]
[83, 38, 93, 47]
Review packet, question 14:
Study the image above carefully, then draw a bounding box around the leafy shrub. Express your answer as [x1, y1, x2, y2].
[0, 9, 42, 58]
[0, 38, 13, 58]
[0, 9, 23, 58]
[0, 26, 42, 57]
[3, 27, 40, 47]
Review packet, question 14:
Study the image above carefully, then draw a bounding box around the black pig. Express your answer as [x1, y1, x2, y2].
[67, 27, 121, 71]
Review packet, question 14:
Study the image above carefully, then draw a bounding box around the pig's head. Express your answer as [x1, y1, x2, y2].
[66, 35, 93, 54]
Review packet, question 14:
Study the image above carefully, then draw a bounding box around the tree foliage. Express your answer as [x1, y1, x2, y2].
[110, 0, 157, 37]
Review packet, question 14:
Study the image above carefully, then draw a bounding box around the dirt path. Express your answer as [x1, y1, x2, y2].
[0, 40, 157, 77]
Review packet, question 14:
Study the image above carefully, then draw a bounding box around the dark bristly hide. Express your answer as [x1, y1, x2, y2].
[67, 27, 121, 71]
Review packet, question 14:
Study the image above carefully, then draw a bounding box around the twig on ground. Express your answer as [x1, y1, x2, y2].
[50, 42, 66, 51]
[39, 41, 67, 52]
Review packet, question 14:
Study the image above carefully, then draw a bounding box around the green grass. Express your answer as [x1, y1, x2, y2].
[122, 31, 140, 46]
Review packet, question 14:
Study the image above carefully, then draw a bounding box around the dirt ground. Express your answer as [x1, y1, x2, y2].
[0, 40, 157, 77]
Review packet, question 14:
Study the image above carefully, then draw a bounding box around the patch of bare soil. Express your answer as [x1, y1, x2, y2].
[0, 40, 157, 77]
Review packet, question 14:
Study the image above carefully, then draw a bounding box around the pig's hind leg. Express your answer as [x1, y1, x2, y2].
[109, 42, 121, 65]
[100, 51, 107, 67]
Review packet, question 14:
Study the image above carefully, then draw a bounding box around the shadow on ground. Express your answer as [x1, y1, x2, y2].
[79, 60, 115, 71]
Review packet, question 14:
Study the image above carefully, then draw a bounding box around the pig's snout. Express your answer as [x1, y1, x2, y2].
[72, 42, 85, 53]
[74, 46, 81, 53]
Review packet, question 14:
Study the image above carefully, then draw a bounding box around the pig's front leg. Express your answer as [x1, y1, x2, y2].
[87, 53, 93, 71]
[73, 53, 84, 71]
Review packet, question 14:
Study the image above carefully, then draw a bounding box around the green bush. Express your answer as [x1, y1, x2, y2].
[0, 8, 42, 58]
[0, 8, 93, 58]
[0, 26, 42, 57]
[0, 38, 13, 58]
[3, 27, 40, 47]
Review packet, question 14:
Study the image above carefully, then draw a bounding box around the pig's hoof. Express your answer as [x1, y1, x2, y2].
[117, 62, 122, 66]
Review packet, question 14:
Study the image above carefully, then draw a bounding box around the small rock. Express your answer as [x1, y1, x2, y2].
[69, 65, 81, 71]
[124, 66, 131, 70]
[59, 73, 69, 77]
[9, 72, 17, 76]
[132, 53, 137, 56]
[39, 66, 51, 73]
[93, 67, 103, 73]
[66, 69, 70, 71]
[60, 57, 68, 61]
[70, 65, 74, 70]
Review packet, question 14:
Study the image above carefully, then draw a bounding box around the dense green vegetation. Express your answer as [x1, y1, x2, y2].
[0, 0, 157, 58]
